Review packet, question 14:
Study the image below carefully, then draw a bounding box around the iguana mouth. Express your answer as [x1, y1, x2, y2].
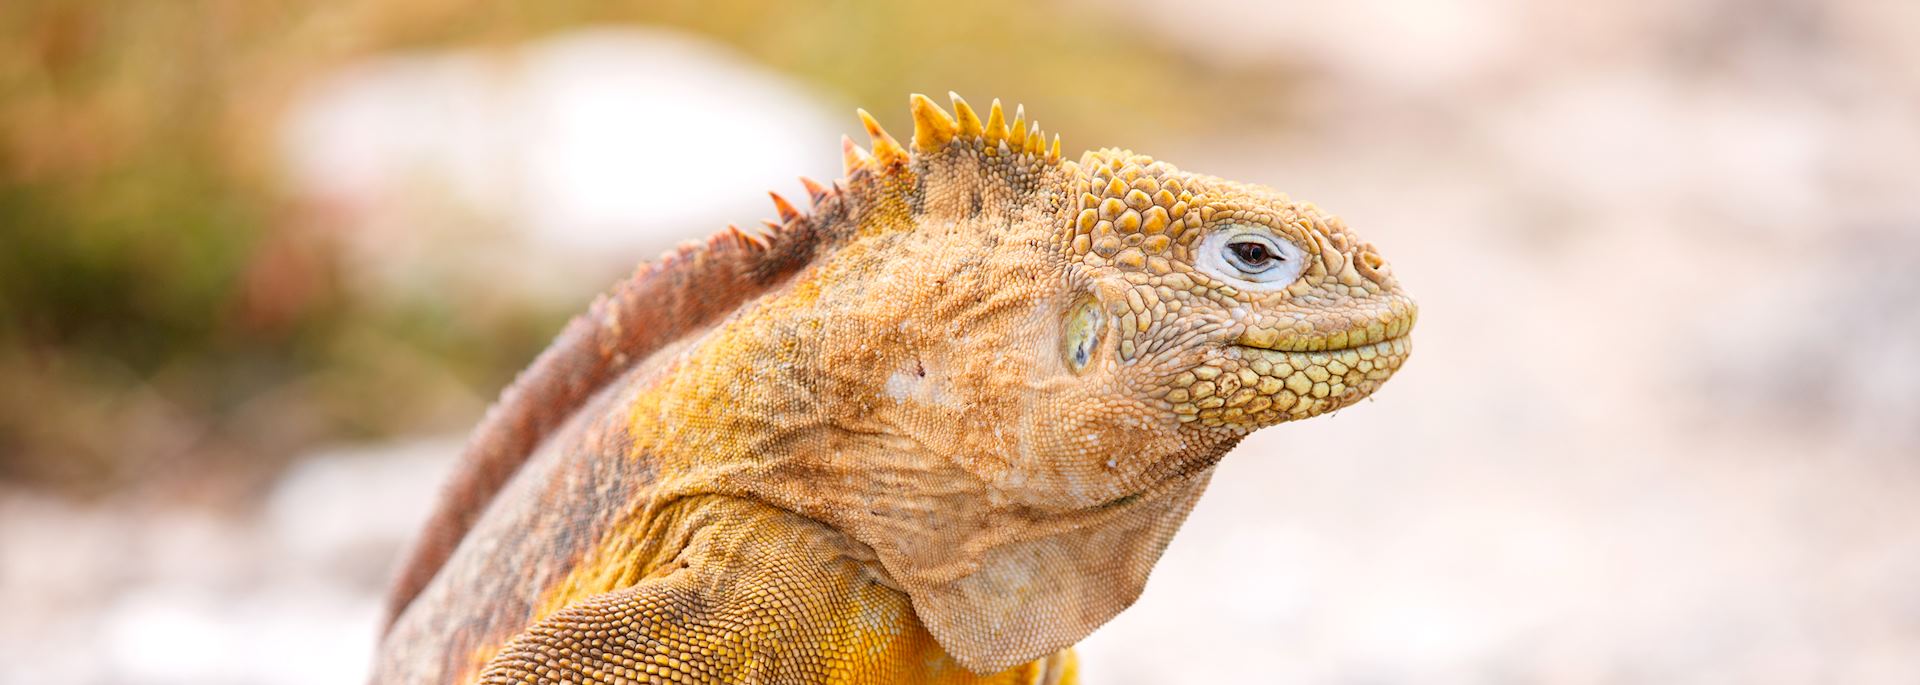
[1231, 333, 1409, 359]
[1230, 312, 1416, 354]
[1169, 331, 1409, 428]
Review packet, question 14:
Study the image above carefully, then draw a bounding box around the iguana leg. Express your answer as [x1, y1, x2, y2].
[476, 497, 1075, 685]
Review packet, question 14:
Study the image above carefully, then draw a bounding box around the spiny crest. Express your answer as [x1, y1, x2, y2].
[729, 182, 832, 256]
[797, 176, 830, 205]
[723, 223, 768, 252]
[857, 109, 909, 167]
[733, 92, 1070, 260]
[899, 92, 1062, 163]
[768, 191, 802, 222]
[841, 136, 872, 175]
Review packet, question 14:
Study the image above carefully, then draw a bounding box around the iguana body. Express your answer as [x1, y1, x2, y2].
[375, 94, 1416, 684]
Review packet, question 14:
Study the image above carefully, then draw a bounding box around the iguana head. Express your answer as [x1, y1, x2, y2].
[1055, 147, 1414, 430]
[750, 94, 1415, 499]
[638, 93, 1414, 671]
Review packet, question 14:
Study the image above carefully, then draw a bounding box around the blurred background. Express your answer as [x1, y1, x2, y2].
[3, 0, 1918, 682]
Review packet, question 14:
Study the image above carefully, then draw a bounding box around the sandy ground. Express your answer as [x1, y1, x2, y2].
[6, 2, 1920, 682]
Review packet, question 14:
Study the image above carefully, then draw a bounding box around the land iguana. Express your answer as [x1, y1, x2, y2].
[374, 93, 1416, 684]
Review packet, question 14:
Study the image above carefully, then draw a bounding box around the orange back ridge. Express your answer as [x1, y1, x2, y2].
[381, 191, 836, 630]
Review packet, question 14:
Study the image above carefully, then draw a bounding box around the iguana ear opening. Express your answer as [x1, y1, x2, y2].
[890, 473, 1214, 674]
[1061, 296, 1105, 373]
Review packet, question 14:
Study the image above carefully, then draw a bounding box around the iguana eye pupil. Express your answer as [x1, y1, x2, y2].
[1228, 241, 1273, 265]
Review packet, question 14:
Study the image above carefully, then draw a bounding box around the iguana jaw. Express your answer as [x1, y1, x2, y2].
[1116, 279, 1412, 432]
[1230, 296, 1418, 353]
[1232, 330, 1410, 354]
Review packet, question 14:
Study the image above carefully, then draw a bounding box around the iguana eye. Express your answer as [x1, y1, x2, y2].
[1199, 225, 1308, 287]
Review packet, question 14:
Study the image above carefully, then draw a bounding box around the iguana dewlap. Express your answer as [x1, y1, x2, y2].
[374, 93, 1416, 684]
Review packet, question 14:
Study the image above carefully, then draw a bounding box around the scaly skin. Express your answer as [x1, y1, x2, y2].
[374, 93, 1415, 684]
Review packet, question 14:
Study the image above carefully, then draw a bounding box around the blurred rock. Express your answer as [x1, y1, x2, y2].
[264, 437, 464, 587]
[279, 27, 846, 303]
[1695, 229, 1920, 451]
[0, 439, 456, 685]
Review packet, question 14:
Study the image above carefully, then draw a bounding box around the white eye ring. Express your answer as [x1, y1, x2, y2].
[1198, 225, 1308, 288]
